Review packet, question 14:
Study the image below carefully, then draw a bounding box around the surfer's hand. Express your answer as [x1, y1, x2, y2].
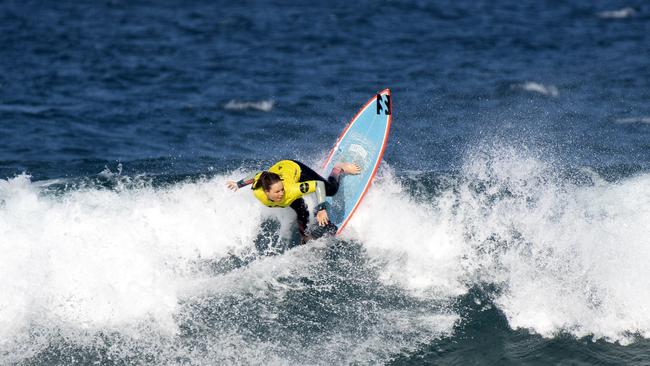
[226, 181, 239, 191]
[316, 209, 329, 226]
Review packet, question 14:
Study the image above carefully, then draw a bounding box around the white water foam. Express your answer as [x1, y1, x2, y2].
[615, 116, 650, 124]
[341, 147, 650, 344]
[0, 172, 270, 361]
[598, 7, 636, 19]
[0, 169, 457, 364]
[3, 152, 649, 363]
[223, 99, 275, 112]
[455, 147, 650, 344]
[345, 163, 468, 299]
[179, 242, 458, 365]
[512, 82, 559, 97]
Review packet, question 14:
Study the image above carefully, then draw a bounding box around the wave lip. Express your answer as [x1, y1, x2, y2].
[598, 7, 636, 19]
[512, 82, 559, 97]
[223, 99, 274, 112]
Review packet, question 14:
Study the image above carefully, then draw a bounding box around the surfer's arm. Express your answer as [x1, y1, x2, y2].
[296, 180, 328, 210]
[313, 181, 329, 212]
[313, 181, 331, 226]
[226, 173, 258, 191]
[299, 180, 329, 226]
[236, 173, 257, 188]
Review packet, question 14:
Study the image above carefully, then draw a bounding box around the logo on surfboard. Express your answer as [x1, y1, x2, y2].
[376, 94, 391, 115]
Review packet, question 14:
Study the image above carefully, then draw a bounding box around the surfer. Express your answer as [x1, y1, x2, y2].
[226, 160, 360, 243]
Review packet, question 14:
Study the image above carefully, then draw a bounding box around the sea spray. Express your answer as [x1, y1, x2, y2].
[346, 163, 468, 299]
[456, 146, 650, 343]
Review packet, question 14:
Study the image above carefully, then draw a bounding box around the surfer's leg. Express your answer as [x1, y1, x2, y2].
[326, 166, 344, 195]
[320, 162, 361, 195]
[290, 198, 310, 244]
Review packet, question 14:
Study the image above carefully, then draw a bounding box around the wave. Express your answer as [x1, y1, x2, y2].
[350, 148, 650, 344]
[454, 147, 650, 344]
[2, 149, 650, 363]
[511, 82, 559, 97]
[614, 116, 650, 124]
[0, 169, 456, 364]
[598, 7, 636, 19]
[0, 104, 51, 114]
[0, 171, 264, 362]
[223, 99, 274, 112]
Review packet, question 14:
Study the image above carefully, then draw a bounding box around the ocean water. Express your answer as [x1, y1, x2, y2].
[2, 0, 650, 365]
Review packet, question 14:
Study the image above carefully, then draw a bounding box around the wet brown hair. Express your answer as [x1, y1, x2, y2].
[253, 171, 282, 191]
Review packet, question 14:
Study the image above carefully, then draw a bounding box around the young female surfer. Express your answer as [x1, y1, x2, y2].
[226, 160, 360, 243]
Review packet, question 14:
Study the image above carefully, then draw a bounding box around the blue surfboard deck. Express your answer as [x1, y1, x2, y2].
[322, 89, 392, 235]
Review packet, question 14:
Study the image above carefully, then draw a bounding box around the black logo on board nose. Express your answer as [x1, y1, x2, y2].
[376, 94, 391, 115]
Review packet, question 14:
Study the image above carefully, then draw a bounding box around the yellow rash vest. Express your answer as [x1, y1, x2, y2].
[250, 160, 324, 208]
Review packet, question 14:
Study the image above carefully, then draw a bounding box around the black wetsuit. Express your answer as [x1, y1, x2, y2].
[289, 160, 340, 241]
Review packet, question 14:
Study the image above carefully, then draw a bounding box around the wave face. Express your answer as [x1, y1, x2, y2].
[2, 147, 650, 364]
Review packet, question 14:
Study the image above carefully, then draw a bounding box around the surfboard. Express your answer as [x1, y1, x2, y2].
[321, 89, 392, 235]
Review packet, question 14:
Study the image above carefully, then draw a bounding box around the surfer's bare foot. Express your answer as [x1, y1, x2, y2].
[336, 162, 361, 175]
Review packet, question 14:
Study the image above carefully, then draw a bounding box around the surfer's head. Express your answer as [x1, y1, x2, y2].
[255, 171, 284, 202]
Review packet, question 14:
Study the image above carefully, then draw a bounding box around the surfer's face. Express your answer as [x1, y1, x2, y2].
[265, 181, 284, 202]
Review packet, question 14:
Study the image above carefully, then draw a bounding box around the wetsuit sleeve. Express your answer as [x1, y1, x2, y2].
[314, 181, 329, 212]
[236, 172, 258, 188]
[293, 180, 329, 211]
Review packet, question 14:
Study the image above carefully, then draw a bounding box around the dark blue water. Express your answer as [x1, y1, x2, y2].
[2, 1, 650, 365]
